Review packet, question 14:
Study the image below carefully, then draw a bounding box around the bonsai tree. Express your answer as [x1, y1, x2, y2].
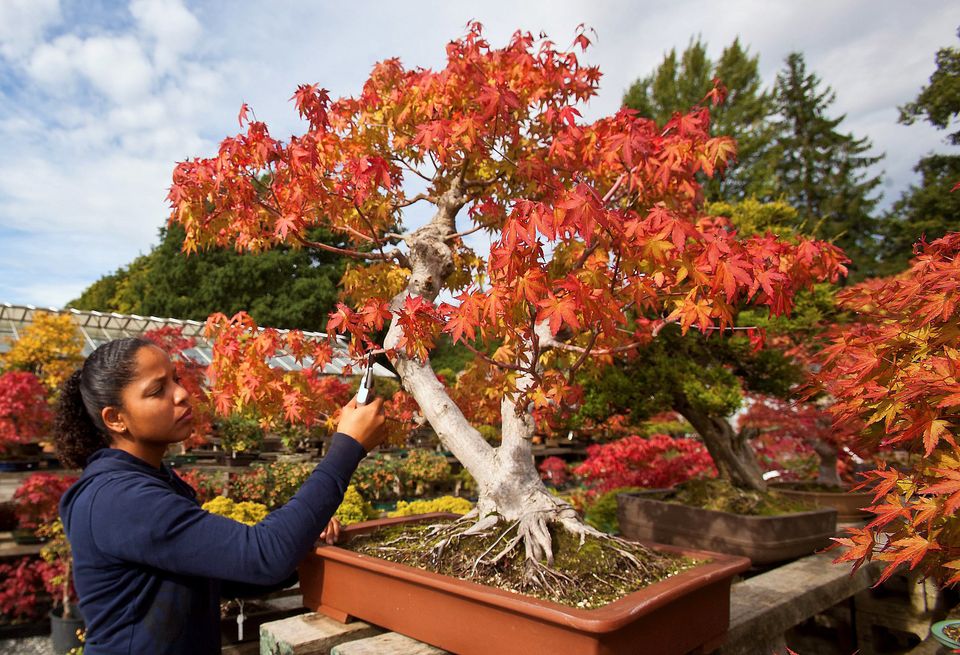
[739, 394, 869, 487]
[168, 25, 846, 570]
[0, 556, 48, 623]
[818, 232, 960, 586]
[0, 371, 52, 459]
[0, 312, 83, 393]
[13, 473, 77, 533]
[214, 413, 265, 456]
[38, 518, 79, 621]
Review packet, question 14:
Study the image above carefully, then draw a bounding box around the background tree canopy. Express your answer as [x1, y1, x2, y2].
[69, 224, 347, 330]
[876, 29, 960, 275]
[624, 41, 885, 279]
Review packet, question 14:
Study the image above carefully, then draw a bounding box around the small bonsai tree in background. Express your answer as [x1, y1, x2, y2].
[0, 312, 83, 393]
[214, 413, 265, 456]
[13, 473, 77, 533]
[739, 394, 869, 487]
[0, 371, 52, 459]
[168, 24, 846, 572]
[38, 518, 78, 621]
[0, 557, 48, 623]
[817, 232, 960, 585]
[574, 433, 715, 494]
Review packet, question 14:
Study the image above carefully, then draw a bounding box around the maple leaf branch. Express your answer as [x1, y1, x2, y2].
[551, 340, 647, 356]
[458, 340, 527, 373]
[351, 200, 391, 257]
[566, 331, 599, 383]
[294, 234, 407, 265]
[391, 156, 434, 183]
[392, 192, 433, 209]
[337, 224, 376, 243]
[464, 170, 506, 189]
[446, 224, 486, 242]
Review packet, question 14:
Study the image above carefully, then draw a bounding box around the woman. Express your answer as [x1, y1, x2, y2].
[55, 337, 386, 654]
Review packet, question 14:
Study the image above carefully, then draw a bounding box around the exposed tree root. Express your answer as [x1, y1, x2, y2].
[351, 492, 691, 605]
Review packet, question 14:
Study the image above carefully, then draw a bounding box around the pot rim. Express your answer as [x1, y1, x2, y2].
[308, 512, 750, 633]
[618, 491, 839, 522]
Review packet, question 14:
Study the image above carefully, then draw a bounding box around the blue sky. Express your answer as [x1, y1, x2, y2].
[0, 0, 957, 308]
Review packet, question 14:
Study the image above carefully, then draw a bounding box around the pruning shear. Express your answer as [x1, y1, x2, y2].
[355, 353, 375, 405]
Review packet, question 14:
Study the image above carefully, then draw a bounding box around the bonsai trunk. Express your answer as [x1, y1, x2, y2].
[811, 439, 842, 487]
[674, 399, 767, 492]
[62, 558, 74, 620]
[381, 180, 592, 567]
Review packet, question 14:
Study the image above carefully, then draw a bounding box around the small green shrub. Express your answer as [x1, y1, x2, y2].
[583, 486, 641, 534]
[388, 496, 473, 517]
[202, 497, 269, 525]
[352, 457, 404, 501]
[335, 485, 375, 525]
[215, 413, 264, 454]
[400, 449, 451, 492]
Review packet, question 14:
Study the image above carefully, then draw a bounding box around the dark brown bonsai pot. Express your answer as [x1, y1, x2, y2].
[299, 513, 750, 655]
[616, 491, 837, 566]
[770, 481, 874, 522]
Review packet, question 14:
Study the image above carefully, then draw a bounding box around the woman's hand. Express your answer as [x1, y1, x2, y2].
[319, 517, 341, 545]
[336, 397, 387, 452]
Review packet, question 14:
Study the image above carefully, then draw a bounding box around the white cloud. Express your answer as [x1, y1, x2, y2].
[130, 0, 201, 73]
[1, 0, 959, 308]
[29, 34, 155, 103]
[0, 0, 61, 59]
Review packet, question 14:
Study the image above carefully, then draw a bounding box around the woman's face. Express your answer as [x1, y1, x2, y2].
[112, 345, 194, 446]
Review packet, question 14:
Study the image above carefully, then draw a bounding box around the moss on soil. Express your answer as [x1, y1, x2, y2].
[345, 519, 700, 609]
[657, 478, 818, 516]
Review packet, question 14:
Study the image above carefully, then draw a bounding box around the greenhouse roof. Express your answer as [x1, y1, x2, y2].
[0, 303, 395, 377]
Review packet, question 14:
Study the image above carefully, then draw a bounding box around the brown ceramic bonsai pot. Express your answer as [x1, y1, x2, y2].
[299, 513, 750, 655]
[770, 481, 874, 522]
[616, 491, 837, 566]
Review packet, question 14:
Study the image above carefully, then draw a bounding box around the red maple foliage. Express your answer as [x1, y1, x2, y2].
[816, 232, 960, 585]
[0, 371, 52, 454]
[166, 24, 848, 537]
[12, 473, 77, 531]
[740, 394, 870, 484]
[538, 456, 570, 487]
[574, 433, 716, 494]
[0, 556, 49, 622]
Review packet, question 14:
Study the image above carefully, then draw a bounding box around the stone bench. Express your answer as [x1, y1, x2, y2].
[715, 551, 884, 654]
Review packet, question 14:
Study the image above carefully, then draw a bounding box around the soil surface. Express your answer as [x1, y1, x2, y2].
[345, 518, 699, 609]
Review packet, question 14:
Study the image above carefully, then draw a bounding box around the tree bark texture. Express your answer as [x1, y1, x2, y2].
[675, 398, 768, 492]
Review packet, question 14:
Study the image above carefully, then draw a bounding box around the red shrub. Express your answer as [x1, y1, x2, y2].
[0, 371, 52, 454]
[175, 469, 227, 504]
[538, 456, 569, 486]
[0, 557, 48, 622]
[12, 473, 77, 530]
[574, 434, 716, 494]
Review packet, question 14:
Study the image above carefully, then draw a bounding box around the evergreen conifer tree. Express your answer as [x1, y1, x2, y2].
[623, 37, 776, 200]
[770, 53, 884, 277]
[877, 29, 960, 274]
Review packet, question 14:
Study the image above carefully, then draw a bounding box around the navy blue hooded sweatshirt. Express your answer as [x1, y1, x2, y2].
[59, 433, 366, 655]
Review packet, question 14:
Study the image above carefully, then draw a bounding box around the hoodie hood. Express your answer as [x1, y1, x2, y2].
[60, 448, 196, 532]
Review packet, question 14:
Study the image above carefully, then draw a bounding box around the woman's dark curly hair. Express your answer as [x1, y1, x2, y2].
[54, 337, 153, 469]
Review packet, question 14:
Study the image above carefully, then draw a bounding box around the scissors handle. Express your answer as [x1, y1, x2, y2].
[356, 354, 374, 405]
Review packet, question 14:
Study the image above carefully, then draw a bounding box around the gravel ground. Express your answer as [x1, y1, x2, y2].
[0, 636, 53, 654]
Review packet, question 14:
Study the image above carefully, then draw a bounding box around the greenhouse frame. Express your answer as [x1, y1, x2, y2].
[0, 303, 395, 377]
